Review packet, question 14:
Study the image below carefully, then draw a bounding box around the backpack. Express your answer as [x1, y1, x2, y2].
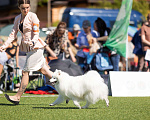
[86, 47, 113, 72]
[84, 46, 113, 73]
[95, 52, 113, 71]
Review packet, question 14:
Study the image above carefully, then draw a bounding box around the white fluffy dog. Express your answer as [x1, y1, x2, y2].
[49, 69, 109, 109]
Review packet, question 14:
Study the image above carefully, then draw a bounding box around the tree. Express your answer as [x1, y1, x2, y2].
[38, 0, 48, 6]
[30, 0, 38, 13]
[89, 0, 149, 18]
[132, 0, 149, 18]
[89, 0, 121, 9]
[30, 0, 49, 13]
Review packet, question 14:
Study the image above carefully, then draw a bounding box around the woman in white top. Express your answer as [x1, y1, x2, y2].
[0, 0, 56, 105]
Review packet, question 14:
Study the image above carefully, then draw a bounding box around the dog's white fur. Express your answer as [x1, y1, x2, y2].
[49, 69, 109, 109]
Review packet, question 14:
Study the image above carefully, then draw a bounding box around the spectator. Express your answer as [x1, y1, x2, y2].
[141, 13, 150, 72]
[93, 17, 120, 71]
[131, 21, 148, 71]
[0, 38, 19, 94]
[68, 24, 81, 56]
[94, 17, 109, 45]
[74, 20, 97, 69]
[46, 22, 76, 62]
[68, 24, 81, 46]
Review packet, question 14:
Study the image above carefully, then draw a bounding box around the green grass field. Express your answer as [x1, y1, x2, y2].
[0, 93, 150, 120]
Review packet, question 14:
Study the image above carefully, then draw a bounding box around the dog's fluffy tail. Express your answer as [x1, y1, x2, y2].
[86, 83, 109, 104]
[84, 71, 109, 104]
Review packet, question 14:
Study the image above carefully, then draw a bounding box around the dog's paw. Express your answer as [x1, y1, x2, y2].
[81, 106, 86, 109]
[107, 104, 109, 107]
[81, 106, 88, 109]
[49, 103, 55, 106]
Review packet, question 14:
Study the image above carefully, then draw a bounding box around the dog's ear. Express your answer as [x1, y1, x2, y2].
[58, 70, 61, 75]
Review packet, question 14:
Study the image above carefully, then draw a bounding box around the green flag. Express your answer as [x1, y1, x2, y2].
[104, 0, 133, 57]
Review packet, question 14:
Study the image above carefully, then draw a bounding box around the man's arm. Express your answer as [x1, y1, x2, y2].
[141, 35, 150, 46]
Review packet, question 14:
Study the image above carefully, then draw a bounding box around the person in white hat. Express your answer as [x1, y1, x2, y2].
[68, 24, 81, 46]
[68, 24, 81, 56]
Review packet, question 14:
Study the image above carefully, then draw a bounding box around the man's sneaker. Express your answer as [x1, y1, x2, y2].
[0, 90, 3, 94]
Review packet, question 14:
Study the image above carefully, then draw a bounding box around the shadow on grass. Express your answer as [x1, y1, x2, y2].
[20, 104, 48, 105]
[33, 106, 78, 109]
[0, 103, 97, 109]
[0, 103, 16, 106]
[0, 103, 49, 106]
[33, 106, 96, 109]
